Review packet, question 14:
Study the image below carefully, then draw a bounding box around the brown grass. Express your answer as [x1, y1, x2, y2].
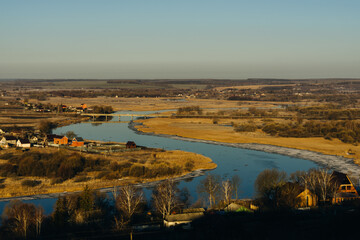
[0, 147, 216, 198]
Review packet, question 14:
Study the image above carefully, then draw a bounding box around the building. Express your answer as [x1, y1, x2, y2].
[16, 139, 31, 148]
[0, 136, 17, 145]
[331, 171, 360, 203]
[71, 137, 85, 147]
[53, 136, 68, 145]
[297, 188, 318, 207]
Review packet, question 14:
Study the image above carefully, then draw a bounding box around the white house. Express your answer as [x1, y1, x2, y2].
[16, 139, 31, 148]
[1, 136, 17, 145]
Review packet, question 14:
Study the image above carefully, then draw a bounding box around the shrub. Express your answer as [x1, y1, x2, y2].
[21, 179, 42, 187]
[185, 160, 195, 171]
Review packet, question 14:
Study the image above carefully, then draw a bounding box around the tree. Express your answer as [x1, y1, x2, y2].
[38, 120, 56, 135]
[34, 206, 44, 236]
[197, 174, 221, 208]
[221, 180, 232, 205]
[65, 131, 77, 139]
[254, 169, 287, 208]
[3, 200, 37, 238]
[231, 175, 241, 199]
[152, 180, 179, 218]
[116, 185, 143, 220]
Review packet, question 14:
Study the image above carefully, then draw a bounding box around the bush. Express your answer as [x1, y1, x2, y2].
[21, 179, 42, 187]
[185, 160, 195, 171]
[234, 124, 257, 132]
[51, 178, 64, 185]
[73, 175, 91, 182]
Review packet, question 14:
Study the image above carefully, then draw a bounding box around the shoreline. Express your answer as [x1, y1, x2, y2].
[129, 121, 360, 176]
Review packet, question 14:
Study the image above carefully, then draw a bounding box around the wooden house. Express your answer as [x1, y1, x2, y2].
[126, 141, 137, 149]
[297, 188, 318, 207]
[16, 139, 31, 148]
[53, 136, 68, 145]
[331, 171, 360, 203]
[71, 137, 85, 147]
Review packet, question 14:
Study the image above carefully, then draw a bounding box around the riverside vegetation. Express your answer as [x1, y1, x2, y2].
[0, 147, 215, 198]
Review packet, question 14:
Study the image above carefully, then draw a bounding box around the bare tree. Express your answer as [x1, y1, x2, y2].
[3, 200, 36, 238]
[197, 174, 221, 208]
[316, 168, 334, 202]
[34, 206, 44, 236]
[231, 175, 241, 199]
[116, 185, 143, 220]
[152, 180, 179, 218]
[222, 180, 232, 205]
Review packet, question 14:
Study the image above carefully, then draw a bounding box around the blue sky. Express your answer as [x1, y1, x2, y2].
[0, 0, 359, 79]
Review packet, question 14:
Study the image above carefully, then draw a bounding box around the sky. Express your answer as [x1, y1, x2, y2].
[0, 0, 359, 79]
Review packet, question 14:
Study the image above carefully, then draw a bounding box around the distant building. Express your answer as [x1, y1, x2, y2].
[16, 139, 31, 148]
[54, 136, 68, 145]
[71, 137, 85, 147]
[1, 136, 17, 145]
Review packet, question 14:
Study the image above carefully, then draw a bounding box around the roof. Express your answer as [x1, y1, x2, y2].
[4, 136, 17, 141]
[47, 134, 63, 140]
[165, 212, 204, 222]
[73, 137, 84, 141]
[18, 139, 30, 144]
[331, 171, 352, 185]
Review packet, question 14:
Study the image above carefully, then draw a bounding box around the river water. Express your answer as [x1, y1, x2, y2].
[0, 110, 318, 214]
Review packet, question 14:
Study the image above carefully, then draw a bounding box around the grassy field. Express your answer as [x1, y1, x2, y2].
[0, 147, 216, 198]
[135, 117, 360, 164]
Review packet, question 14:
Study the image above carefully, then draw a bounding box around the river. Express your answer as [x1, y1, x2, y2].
[0, 110, 318, 214]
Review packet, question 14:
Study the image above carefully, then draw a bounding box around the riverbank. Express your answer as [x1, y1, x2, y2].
[131, 121, 360, 176]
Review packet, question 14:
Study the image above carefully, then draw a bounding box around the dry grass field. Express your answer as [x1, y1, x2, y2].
[0, 147, 216, 198]
[42, 96, 284, 111]
[136, 117, 360, 164]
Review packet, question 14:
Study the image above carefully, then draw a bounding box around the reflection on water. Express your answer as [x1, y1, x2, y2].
[0, 110, 318, 214]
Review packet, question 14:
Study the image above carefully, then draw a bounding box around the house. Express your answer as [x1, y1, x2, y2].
[126, 141, 137, 149]
[30, 136, 39, 144]
[81, 103, 87, 110]
[164, 212, 204, 228]
[297, 188, 318, 207]
[71, 137, 84, 147]
[16, 139, 31, 148]
[1, 136, 17, 145]
[46, 134, 63, 144]
[331, 171, 360, 203]
[53, 136, 68, 145]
